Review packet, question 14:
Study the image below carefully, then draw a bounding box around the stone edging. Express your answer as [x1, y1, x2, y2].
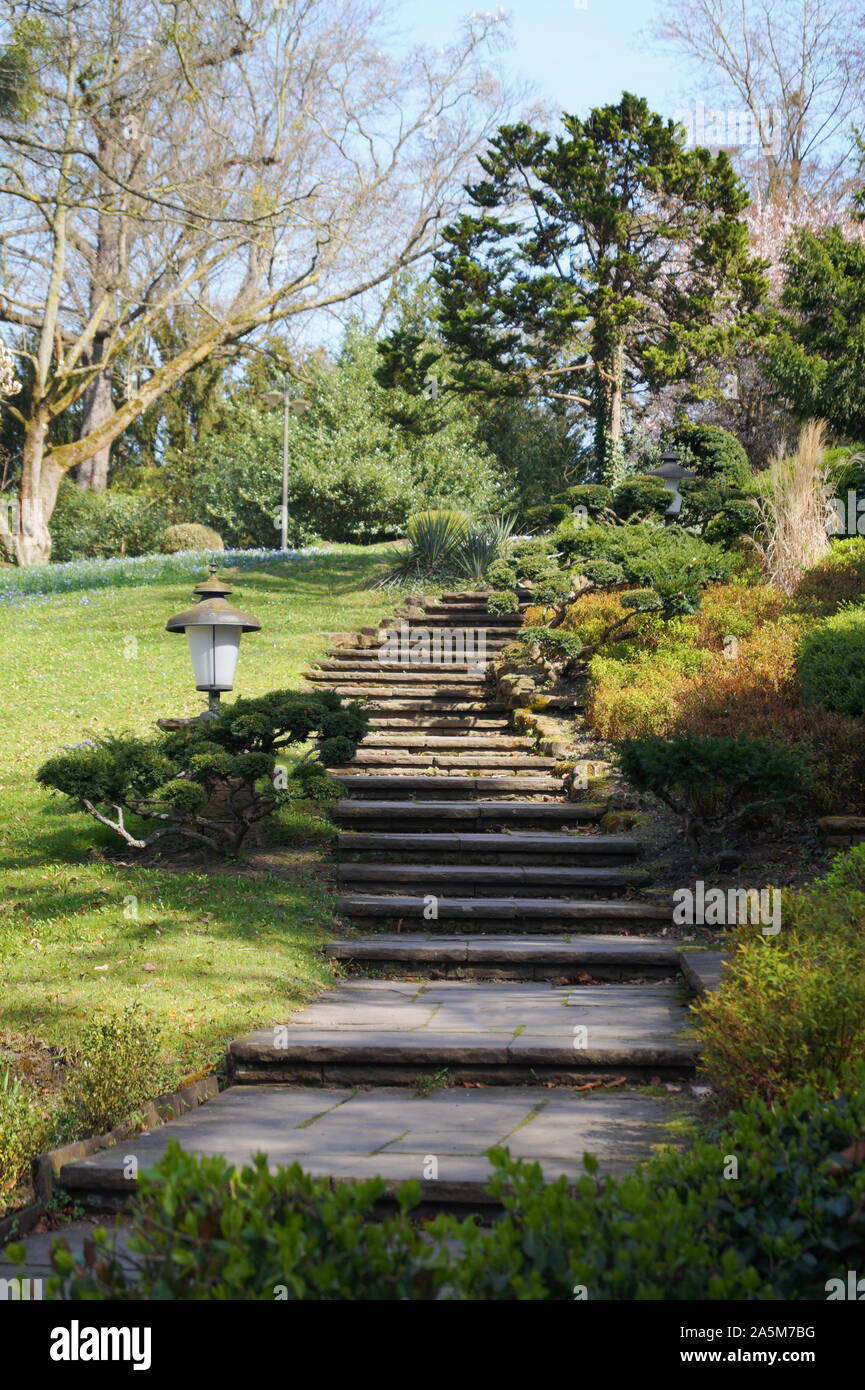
[0, 1075, 218, 1243]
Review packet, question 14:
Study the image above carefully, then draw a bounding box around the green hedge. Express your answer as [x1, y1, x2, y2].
[798, 607, 865, 715]
[50, 482, 168, 561]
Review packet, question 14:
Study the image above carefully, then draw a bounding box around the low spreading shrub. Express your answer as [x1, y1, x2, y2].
[617, 733, 805, 846]
[24, 1073, 865, 1300]
[695, 933, 865, 1108]
[795, 538, 865, 615]
[798, 606, 865, 716]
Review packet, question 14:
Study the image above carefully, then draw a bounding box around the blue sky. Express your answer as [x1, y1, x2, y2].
[403, 0, 685, 120]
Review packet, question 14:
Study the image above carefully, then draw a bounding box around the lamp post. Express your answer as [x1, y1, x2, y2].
[647, 450, 697, 524]
[261, 373, 310, 551]
[166, 561, 261, 712]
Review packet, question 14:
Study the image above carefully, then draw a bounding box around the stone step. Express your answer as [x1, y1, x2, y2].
[55, 1084, 693, 1207]
[343, 751, 557, 769]
[336, 863, 652, 894]
[305, 686, 494, 702]
[361, 734, 535, 750]
[337, 831, 642, 861]
[336, 894, 673, 931]
[314, 660, 491, 674]
[367, 715, 511, 730]
[326, 933, 681, 981]
[228, 981, 695, 1085]
[307, 668, 489, 684]
[333, 774, 564, 798]
[400, 615, 521, 629]
[325, 643, 515, 660]
[333, 799, 606, 826]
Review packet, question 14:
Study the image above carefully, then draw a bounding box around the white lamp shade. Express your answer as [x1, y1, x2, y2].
[186, 624, 241, 691]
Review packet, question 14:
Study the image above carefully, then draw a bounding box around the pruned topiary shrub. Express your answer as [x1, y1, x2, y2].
[611, 474, 672, 519]
[161, 523, 225, 553]
[37, 689, 368, 856]
[487, 589, 520, 615]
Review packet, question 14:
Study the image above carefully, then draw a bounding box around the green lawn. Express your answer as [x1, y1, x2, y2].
[0, 546, 393, 1083]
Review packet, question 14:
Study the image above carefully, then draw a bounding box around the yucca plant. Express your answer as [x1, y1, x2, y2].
[377, 508, 470, 587]
[457, 514, 518, 582]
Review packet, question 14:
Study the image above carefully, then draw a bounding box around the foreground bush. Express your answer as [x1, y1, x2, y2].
[26, 1072, 865, 1299]
[37, 689, 367, 855]
[695, 933, 865, 1108]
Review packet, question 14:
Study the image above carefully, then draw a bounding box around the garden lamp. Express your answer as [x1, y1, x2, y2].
[648, 450, 696, 523]
[166, 561, 261, 711]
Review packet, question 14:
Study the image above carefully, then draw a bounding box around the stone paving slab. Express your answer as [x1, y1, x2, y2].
[229, 982, 696, 1069]
[58, 1085, 691, 1202]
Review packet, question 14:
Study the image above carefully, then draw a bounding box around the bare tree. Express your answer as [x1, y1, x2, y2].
[0, 0, 510, 562]
[651, 0, 865, 198]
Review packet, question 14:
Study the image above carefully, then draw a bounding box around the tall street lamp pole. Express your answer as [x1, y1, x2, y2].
[262, 372, 310, 552]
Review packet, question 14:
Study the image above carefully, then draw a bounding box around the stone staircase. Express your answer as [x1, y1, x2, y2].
[55, 589, 709, 1213]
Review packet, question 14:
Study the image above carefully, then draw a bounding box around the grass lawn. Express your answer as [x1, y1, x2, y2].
[0, 545, 393, 1089]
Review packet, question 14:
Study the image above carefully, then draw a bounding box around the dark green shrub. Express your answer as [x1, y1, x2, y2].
[485, 557, 517, 589]
[557, 484, 612, 514]
[618, 733, 805, 845]
[611, 474, 671, 519]
[666, 422, 752, 490]
[704, 498, 759, 544]
[619, 588, 663, 612]
[487, 589, 520, 615]
[577, 559, 625, 587]
[798, 607, 865, 715]
[28, 1072, 865, 1300]
[525, 502, 571, 531]
[38, 690, 368, 855]
[519, 625, 584, 676]
[50, 482, 168, 561]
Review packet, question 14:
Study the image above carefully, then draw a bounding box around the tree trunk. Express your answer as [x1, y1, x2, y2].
[593, 342, 626, 486]
[0, 416, 64, 564]
[77, 350, 114, 491]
